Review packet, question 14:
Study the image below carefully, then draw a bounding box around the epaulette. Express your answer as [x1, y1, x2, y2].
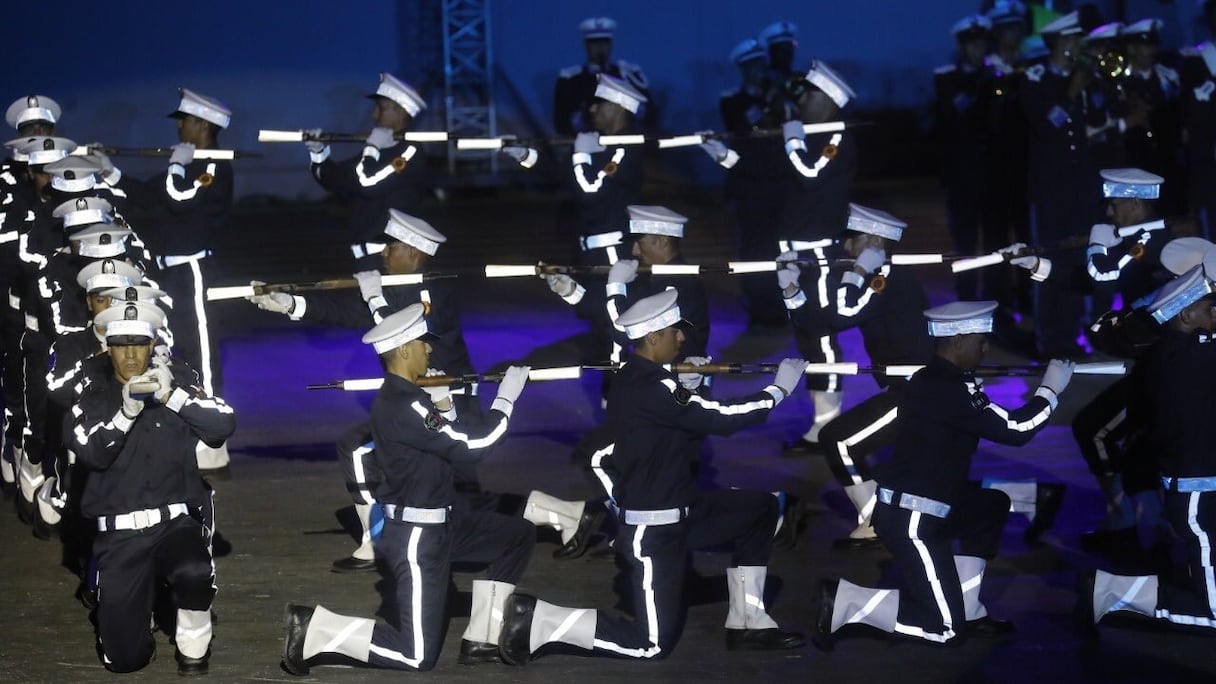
[558, 64, 583, 79]
[1024, 64, 1045, 82]
[934, 64, 957, 75]
[1156, 63, 1180, 84]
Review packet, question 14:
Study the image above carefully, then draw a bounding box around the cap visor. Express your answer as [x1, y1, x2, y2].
[420, 331, 441, 342]
[106, 334, 153, 345]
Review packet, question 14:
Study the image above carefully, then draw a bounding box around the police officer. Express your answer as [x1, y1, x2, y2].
[305, 73, 429, 271]
[1121, 19, 1183, 215]
[1020, 11, 1109, 358]
[812, 301, 1075, 649]
[758, 20, 799, 121]
[112, 89, 234, 472]
[721, 38, 789, 327]
[1180, 2, 1216, 239]
[779, 205, 932, 548]
[777, 61, 858, 454]
[68, 302, 235, 674]
[281, 305, 534, 672]
[554, 16, 652, 136]
[1079, 260, 1216, 633]
[493, 291, 808, 665]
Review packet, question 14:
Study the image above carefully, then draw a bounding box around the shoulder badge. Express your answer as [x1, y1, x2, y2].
[423, 409, 447, 431]
[970, 391, 990, 410]
[673, 386, 693, 405]
[1024, 64, 1044, 83]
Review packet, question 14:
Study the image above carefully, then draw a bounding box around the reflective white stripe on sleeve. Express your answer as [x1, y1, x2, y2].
[410, 401, 507, 449]
[573, 148, 627, 193]
[787, 133, 843, 178]
[165, 163, 218, 202]
[659, 378, 774, 415]
[357, 145, 417, 187]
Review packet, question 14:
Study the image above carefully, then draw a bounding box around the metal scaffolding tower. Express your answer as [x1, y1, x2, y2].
[441, 0, 498, 176]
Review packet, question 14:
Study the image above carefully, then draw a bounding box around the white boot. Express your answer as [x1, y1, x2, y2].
[175, 608, 213, 659]
[529, 599, 597, 651]
[843, 481, 878, 539]
[196, 441, 230, 472]
[17, 448, 43, 504]
[953, 556, 989, 620]
[522, 491, 584, 545]
[0, 441, 14, 485]
[725, 566, 780, 630]
[1092, 570, 1158, 622]
[352, 503, 376, 561]
[302, 605, 376, 663]
[802, 390, 843, 443]
[36, 476, 63, 528]
[830, 579, 899, 633]
[463, 580, 514, 645]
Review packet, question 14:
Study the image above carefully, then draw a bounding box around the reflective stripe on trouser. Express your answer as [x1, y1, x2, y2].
[304, 510, 535, 671]
[1151, 489, 1216, 628]
[1070, 376, 1132, 478]
[337, 420, 378, 505]
[821, 389, 899, 486]
[158, 259, 220, 395]
[94, 515, 215, 673]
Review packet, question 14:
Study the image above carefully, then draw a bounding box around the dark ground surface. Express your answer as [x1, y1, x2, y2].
[3, 173, 1215, 682]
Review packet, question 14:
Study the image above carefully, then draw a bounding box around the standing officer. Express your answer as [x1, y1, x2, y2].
[936, 15, 999, 302]
[554, 16, 652, 136]
[1079, 261, 1216, 633]
[758, 20, 799, 120]
[493, 291, 808, 665]
[1121, 19, 1183, 215]
[68, 302, 235, 674]
[1020, 11, 1109, 358]
[281, 305, 534, 672]
[305, 73, 429, 271]
[721, 38, 789, 327]
[1180, 2, 1216, 239]
[812, 301, 1075, 649]
[777, 61, 858, 455]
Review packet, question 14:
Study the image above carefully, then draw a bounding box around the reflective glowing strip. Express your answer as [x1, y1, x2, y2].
[381, 273, 425, 286]
[205, 286, 253, 301]
[485, 265, 537, 278]
[341, 379, 384, 391]
[728, 261, 777, 274]
[456, 137, 504, 150]
[805, 362, 859, 375]
[257, 129, 304, 142]
[950, 253, 1004, 273]
[528, 366, 581, 381]
[656, 134, 704, 148]
[891, 254, 943, 265]
[403, 131, 448, 142]
[649, 264, 700, 275]
[600, 134, 645, 145]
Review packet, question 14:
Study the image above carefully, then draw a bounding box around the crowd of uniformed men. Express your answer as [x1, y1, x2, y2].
[2, 3, 1216, 677]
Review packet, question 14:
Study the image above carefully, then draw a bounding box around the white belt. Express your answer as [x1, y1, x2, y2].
[383, 504, 448, 524]
[159, 250, 210, 268]
[1162, 476, 1216, 492]
[623, 507, 687, 526]
[878, 488, 951, 519]
[24, 313, 38, 332]
[580, 231, 624, 251]
[97, 502, 190, 532]
[351, 242, 386, 258]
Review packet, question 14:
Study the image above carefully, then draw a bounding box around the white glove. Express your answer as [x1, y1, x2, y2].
[854, 246, 886, 274]
[247, 281, 294, 314]
[997, 242, 1027, 256]
[1010, 255, 1038, 270]
[574, 131, 605, 156]
[782, 120, 806, 142]
[1088, 223, 1121, 248]
[773, 358, 810, 397]
[1040, 358, 1076, 396]
[491, 365, 530, 416]
[608, 259, 638, 285]
[679, 356, 710, 391]
[422, 368, 452, 411]
[303, 128, 328, 154]
[353, 270, 383, 303]
[168, 142, 195, 167]
[776, 251, 801, 290]
[121, 380, 146, 419]
[699, 137, 730, 162]
[502, 146, 538, 168]
[89, 143, 120, 182]
[366, 127, 396, 150]
[544, 273, 577, 297]
[148, 362, 174, 404]
[153, 344, 171, 366]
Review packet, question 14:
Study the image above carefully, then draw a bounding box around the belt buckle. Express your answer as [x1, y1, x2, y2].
[132, 509, 151, 529]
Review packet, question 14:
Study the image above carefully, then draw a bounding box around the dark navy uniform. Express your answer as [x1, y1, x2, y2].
[1180, 43, 1216, 239]
[588, 355, 783, 656]
[311, 142, 427, 270]
[872, 356, 1056, 643]
[554, 61, 652, 136]
[69, 360, 235, 672]
[1123, 65, 1182, 213]
[568, 137, 645, 266]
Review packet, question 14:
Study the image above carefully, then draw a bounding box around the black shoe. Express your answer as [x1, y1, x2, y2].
[281, 604, 314, 676]
[812, 579, 838, 652]
[457, 639, 501, 665]
[330, 556, 377, 573]
[553, 504, 606, 560]
[1024, 482, 1066, 545]
[831, 536, 884, 551]
[724, 628, 806, 650]
[498, 594, 536, 666]
[782, 438, 823, 458]
[77, 584, 98, 611]
[1074, 571, 1099, 638]
[176, 647, 210, 676]
[966, 616, 1016, 638]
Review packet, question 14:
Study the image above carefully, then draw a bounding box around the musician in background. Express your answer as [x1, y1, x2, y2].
[304, 73, 430, 272]
[1121, 19, 1184, 216]
[554, 16, 653, 136]
[1180, 1, 1216, 240]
